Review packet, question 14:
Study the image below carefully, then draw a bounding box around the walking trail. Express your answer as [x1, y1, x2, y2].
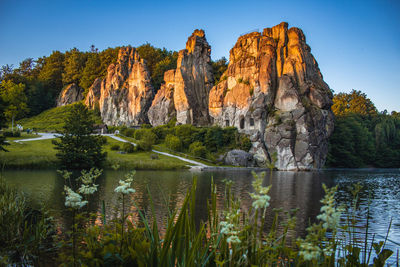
[14, 133, 208, 168]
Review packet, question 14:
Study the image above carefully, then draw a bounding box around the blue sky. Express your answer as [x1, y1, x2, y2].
[0, 0, 399, 112]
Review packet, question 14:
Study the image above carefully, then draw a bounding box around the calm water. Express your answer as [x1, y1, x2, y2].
[2, 168, 400, 257]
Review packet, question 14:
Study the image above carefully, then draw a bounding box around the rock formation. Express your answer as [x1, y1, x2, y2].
[224, 149, 255, 167]
[149, 29, 214, 126]
[85, 47, 154, 125]
[148, 70, 176, 126]
[84, 78, 102, 108]
[57, 83, 84, 106]
[209, 22, 334, 170]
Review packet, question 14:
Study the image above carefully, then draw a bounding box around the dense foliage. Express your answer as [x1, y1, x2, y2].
[52, 103, 106, 171]
[120, 121, 252, 163]
[327, 91, 400, 168]
[0, 46, 119, 118]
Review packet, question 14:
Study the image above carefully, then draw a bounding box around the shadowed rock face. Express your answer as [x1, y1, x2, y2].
[209, 22, 334, 170]
[85, 47, 154, 125]
[57, 83, 84, 106]
[174, 29, 214, 125]
[148, 70, 176, 126]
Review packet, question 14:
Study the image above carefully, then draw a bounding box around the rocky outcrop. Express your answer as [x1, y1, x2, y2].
[148, 29, 214, 126]
[85, 47, 154, 125]
[174, 29, 214, 125]
[57, 83, 83, 106]
[224, 150, 255, 167]
[148, 70, 176, 126]
[85, 78, 102, 108]
[209, 22, 334, 170]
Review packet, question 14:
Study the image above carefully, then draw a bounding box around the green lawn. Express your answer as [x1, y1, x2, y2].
[16, 103, 102, 132]
[5, 132, 42, 141]
[0, 137, 190, 170]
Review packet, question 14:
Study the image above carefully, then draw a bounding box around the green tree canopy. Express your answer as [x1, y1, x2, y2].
[0, 80, 29, 127]
[212, 57, 228, 83]
[52, 103, 106, 171]
[80, 53, 102, 92]
[62, 48, 87, 86]
[38, 51, 65, 99]
[332, 90, 377, 116]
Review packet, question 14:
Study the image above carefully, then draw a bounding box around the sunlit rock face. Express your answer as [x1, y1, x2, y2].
[148, 70, 176, 126]
[85, 47, 154, 125]
[57, 83, 84, 106]
[209, 22, 334, 170]
[174, 29, 214, 125]
[148, 29, 214, 126]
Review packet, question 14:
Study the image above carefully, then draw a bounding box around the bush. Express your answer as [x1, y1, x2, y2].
[152, 125, 173, 143]
[136, 132, 156, 151]
[110, 144, 120, 151]
[204, 127, 224, 152]
[121, 128, 135, 137]
[189, 141, 207, 158]
[165, 134, 182, 151]
[134, 128, 156, 142]
[122, 143, 136, 153]
[238, 134, 252, 151]
[175, 124, 196, 148]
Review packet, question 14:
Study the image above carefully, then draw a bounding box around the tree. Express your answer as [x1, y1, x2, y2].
[52, 103, 106, 171]
[212, 57, 228, 83]
[80, 53, 102, 93]
[38, 51, 65, 101]
[332, 90, 377, 116]
[62, 48, 87, 86]
[0, 80, 29, 131]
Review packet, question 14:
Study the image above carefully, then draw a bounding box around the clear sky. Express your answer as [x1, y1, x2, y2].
[0, 0, 399, 112]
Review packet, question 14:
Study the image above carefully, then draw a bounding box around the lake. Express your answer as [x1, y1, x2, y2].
[2, 168, 400, 258]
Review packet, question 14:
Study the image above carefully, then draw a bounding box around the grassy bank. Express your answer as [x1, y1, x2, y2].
[0, 137, 190, 170]
[16, 103, 102, 132]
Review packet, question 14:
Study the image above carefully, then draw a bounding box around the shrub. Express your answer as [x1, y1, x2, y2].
[238, 134, 252, 151]
[134, 128, 157, 142]
[122, 143, 136, 153]
[121, 128, 135, 137]
[175, 124, 196, 148]
[189, 141, 207, 158]
[165, 134, 182, 152]
[136, 132, 156, 151]
[152, 125, 173, 142]
[110, 144, 120, 151]
[204, 126, 224, 152]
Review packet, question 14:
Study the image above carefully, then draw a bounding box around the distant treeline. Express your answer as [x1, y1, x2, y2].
[327, 90, 400, 168]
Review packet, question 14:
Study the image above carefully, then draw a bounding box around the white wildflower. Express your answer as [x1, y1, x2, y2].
[227, 235, 241, 244]
[299, 241, 321, 261]
[317, 185, 342, 229]
[250, 172, 271, 210]
[64, 186, 88, 209]
[114, 178, 135, 194]
[78, 183, 98, 195]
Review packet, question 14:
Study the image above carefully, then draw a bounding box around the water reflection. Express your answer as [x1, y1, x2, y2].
[3, 169, 400, 251]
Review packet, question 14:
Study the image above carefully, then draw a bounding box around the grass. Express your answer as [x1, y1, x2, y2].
[104, 137, 190, 170]
[16, 103, 102, 132]
[118, 135, 221, 167]
[4, 132, 41, 141]
[0, 137, 190, 170]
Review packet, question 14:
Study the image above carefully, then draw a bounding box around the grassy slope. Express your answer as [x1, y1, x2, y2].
[16, 103, 102, 132]
[0, 137, 190, 170]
